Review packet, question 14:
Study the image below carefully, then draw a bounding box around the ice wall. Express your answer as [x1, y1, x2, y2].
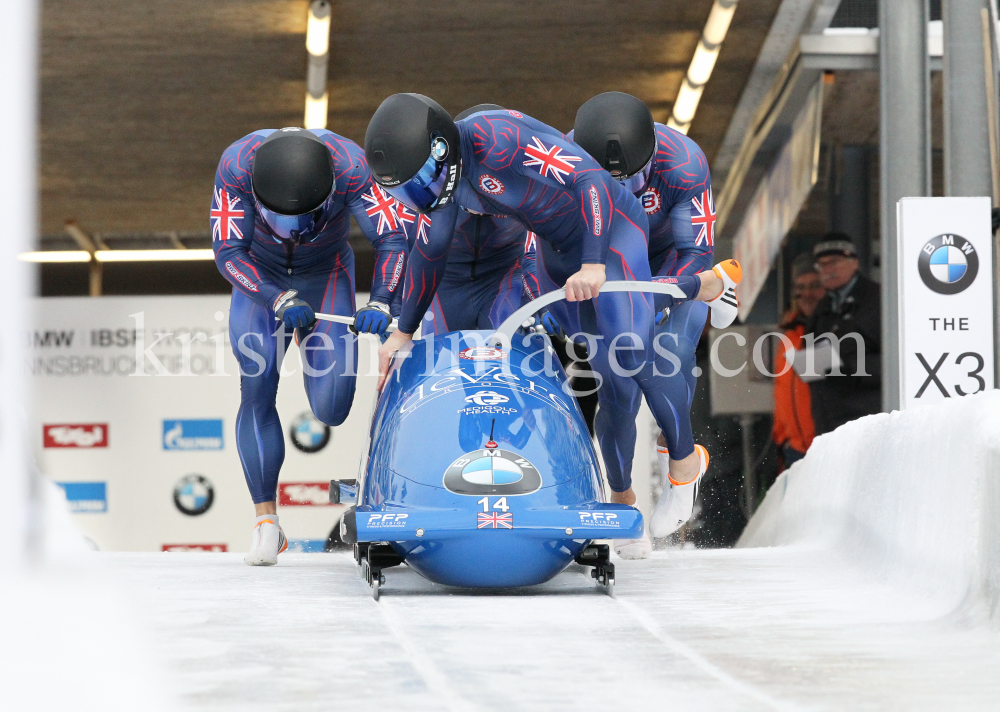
[739, 390, 1000, 622]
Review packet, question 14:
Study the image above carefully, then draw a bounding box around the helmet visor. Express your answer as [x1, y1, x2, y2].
[383, 150, 450, 214]
[619, 156, 654, 196]
[256, 194, 333, 241]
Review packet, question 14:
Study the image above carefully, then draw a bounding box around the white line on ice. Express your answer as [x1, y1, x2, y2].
[378, 598, 479, 712]
[615, 597, 798, 712]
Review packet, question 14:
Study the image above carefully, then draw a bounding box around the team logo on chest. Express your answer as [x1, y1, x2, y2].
[523, 136, 582, 185]
[641, 187, 662, 215]
[479, 174, 505, 195]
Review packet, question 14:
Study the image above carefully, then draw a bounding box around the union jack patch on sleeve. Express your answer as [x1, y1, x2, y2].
[361, 184, 400, 235]
[691, 188, 716, 247]
[523, 136, 581, 185]
[397, 204, 432, 244]
[211, 187, 245, 242]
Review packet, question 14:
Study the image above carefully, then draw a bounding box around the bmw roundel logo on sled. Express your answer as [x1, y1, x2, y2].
[918, 234, 979, 295]
[173, 474, 214, 516]
[289, 411, 331, 453]
[443, 449, 542, 496]
[458, 346, 507, 361]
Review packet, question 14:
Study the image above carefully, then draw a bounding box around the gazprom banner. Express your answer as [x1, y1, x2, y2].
[897, 197, 996, 409]
[29, 296, 379, 551]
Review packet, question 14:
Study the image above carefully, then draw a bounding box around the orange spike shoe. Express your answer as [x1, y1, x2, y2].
[705, 259, 742, 328]
[650, 445, 709, 538]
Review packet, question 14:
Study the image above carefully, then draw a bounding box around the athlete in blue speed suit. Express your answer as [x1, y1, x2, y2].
[573, 92, 725, 543]
[364, 97, 736, 536]
[397, 202, 539, 335]
[568, 110, 714, 493]
[393, 103, 541, 336]
[212, 127, 407, 564]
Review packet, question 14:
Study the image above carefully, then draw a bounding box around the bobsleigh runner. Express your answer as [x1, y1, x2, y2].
[319, 281, 686, 600]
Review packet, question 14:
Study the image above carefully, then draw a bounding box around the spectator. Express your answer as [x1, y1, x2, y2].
[772, 254, 825, 469]
[802, 233, 882, 436]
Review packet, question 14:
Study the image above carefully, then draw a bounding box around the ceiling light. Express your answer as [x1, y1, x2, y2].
[671, 82, 705, 126]
[668, 0, 738, 135]
[18, 251, 91, 263]
[304, 92, 329, 130]
[703, 0, 737, 45]
[94, 249, 215, 262]
[304, 1, 331, 129]
[306, 1, 331, 57]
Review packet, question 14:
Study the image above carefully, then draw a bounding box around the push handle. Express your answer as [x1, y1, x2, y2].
[487, 280, 687, 348]
[314, 313, 399, 334]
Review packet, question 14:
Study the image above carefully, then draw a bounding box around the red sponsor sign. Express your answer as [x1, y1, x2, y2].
[162, 544, 228, 552]
[43, 423, 109, 448]
[278, 482, 332, 506]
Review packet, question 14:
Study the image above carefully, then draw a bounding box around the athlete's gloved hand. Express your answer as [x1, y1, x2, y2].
[273, 290, 316, 329]
[352, 300, 392, 335]
[654, 307, 670, 326]
[537, 311, 564, 339]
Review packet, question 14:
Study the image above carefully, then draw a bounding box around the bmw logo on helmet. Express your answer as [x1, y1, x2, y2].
[430, 136, 449, 161]
[443, 448, 542, 496]
[173, 474, 214, 516]
[289, 411, 331, 453]
[918, 234, 979, 295]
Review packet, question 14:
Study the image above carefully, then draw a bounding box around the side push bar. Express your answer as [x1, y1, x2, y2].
[487, 280, 687, 348]
[314, 313, 399, 334]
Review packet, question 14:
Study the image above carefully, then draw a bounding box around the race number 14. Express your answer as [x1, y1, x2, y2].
[477, 496, 509, 513]
[914, 351, 986, 398]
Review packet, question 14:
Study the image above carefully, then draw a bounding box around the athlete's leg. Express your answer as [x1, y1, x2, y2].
[577, 309, 642, 494]
[229, 288, 288, 511]
[538, 233, 649, 498]
[426, 273, 494, 335]
[652, 300, 708, 454]
[485, 261, 527, 328]
[296, 251, 358, 427]
[587, 211, 704, 485]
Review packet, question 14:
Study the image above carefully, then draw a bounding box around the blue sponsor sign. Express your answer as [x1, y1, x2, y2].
[163, 419, 223, 451]
[56, 482, 107, 513]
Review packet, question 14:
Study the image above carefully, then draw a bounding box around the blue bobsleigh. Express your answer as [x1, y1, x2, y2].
[327, 281, 685, 599]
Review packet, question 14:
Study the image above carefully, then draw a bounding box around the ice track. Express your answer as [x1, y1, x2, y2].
[13, 391, 1000, 710]
[105, 542, 1000, 712]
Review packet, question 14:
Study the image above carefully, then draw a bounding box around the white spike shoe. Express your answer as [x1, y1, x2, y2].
[614, 529, 653, 560]
[650, 445, 710, 538]
[244, 514, 288, 566]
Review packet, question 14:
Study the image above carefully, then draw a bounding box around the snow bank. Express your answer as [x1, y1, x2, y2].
[0, 481, 178, 711]
[739, 390, 1000, 621]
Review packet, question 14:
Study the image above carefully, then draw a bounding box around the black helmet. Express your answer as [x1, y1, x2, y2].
[251, 128, 335, 240]
[454, 103, 505, 121]
[573, 92, 656, 195]
[365, 94, 461, 214]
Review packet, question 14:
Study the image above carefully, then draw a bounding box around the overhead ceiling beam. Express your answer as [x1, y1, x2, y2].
[713, 0, 842, 245]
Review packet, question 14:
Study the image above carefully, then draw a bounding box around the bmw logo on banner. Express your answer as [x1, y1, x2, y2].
[173, 474, 214, 516]
[917, 234, 979, 295]
[443, 449, 542, 496]
[289, 411, 331, 454]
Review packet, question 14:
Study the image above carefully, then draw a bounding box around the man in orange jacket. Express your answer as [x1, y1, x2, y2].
[773, 253, 826, 468]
